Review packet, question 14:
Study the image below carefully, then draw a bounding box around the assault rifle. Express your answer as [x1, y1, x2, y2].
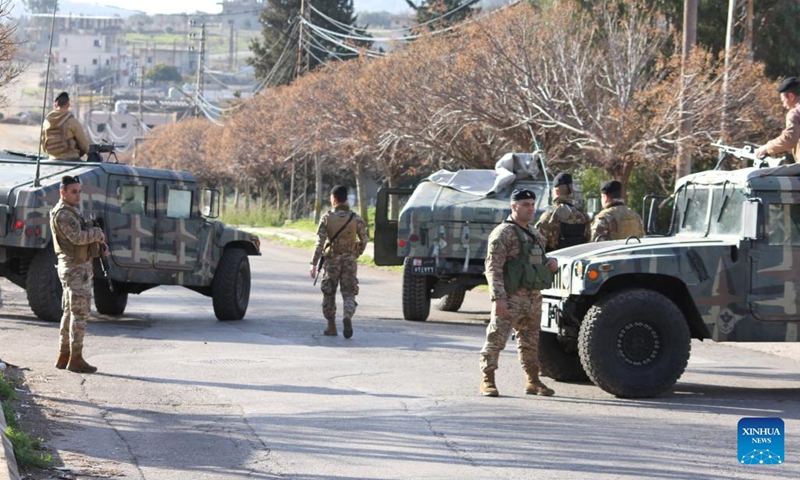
[90, 215, 114, 292]
[313, 255, 324, 286]
[711, 143, 784, 169]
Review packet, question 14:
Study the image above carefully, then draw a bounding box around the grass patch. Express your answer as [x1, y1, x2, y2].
[5, 428, 52, 469]
[283, 217, 317, 232]
[221, 208, 286, 227]
[1, 372, 53, 470]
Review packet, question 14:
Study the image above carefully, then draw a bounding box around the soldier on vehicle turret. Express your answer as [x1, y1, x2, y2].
[590, 180, 644, 242]
[50, 175, 108, 373]
[535, 172, 590, 251]
[42, 92, 90, 161]
[755, 76, 800, 163]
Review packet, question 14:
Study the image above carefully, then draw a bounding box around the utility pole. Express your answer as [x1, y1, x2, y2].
[675, 0, 697, 182]
[189, 20, 206, 117]
[228, 20, 235, 72]
[722, 0, 755, 143]
[296, 0, 307, 80]
[139, 65, 145, 129]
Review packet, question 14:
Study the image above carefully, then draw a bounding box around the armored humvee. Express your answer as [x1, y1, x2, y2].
[374, 152, 553, 321]
[0, 151, 260, 322]
[540, 150, 800, 398]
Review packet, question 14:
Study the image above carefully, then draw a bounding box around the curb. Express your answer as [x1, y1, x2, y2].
[0, 398, 21, 480]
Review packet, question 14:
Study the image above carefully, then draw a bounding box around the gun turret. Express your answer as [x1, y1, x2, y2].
[87, 143, 119, 163]
[712, 143, 784, 169]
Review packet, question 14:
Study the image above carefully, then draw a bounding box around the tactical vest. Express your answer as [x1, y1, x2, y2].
[43, 113, 74, 157]
[503, 225, 554, 294]
[606, 205, 644, 240]
[324, 210, 358, 256]
[50, 202, 93, 263]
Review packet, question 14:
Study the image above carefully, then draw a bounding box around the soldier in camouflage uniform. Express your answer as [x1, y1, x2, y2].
[50, 175, 108, 373]
[535, 172, 590, 252]
[480, 188, 558, 397]
[590, 180, 644, 242]
[310, 185, 368, 339]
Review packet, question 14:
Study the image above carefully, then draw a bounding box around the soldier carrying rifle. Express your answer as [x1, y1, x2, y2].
[310, 186, 368, 339]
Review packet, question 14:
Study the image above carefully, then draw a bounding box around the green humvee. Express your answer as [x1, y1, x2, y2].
[374, 152, 554, 321]
[541, 152, 800, 398]
[0, 151, 260, 322]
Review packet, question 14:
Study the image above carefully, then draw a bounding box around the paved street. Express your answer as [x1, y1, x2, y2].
[2, 239, 800, 479]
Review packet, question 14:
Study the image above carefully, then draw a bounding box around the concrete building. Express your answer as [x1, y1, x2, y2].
[218, 0, 266, 30]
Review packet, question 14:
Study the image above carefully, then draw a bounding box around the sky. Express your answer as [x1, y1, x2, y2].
[68, 0, 412, 15]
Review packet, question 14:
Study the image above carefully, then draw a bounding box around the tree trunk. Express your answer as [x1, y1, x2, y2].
[234, 183, 240, 210]
[314, 155, 323, 223]
[355, 159, 370, 239]
[288, 158, 296, 221]
[244, 179, 251, 212]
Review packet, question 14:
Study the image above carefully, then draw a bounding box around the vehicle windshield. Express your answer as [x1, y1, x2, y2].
[674, 183, 747, 237]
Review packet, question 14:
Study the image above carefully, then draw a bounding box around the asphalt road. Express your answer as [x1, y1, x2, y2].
[2, 239, 800, 479]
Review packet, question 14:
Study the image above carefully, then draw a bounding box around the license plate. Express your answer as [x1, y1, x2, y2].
[411, 257, 436, 275]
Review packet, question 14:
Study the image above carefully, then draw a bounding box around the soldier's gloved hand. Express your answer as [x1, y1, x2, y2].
[100, 242, 111, 258]
[494, 297, 509, 318]
[310, 265, 316, 279]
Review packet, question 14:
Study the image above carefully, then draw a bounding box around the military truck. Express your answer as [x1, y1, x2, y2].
[0, 151, 260, 322]
[374, 152, 552, 321]
[539, 147, 800, 398]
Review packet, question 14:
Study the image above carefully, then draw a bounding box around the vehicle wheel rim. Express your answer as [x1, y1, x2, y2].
[616, 322, 659, 366]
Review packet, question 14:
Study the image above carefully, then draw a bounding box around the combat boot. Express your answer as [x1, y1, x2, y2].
[525, 371, 554, 396]
[66, 348, 97, 374]
[479, 371, 499, 397]
[342, 317, 353, 339]
[55, 345, 70, 370]
[323, 319, 338, 336]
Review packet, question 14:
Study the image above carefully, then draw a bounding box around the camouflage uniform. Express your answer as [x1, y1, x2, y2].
[311, 204, 368, 334]
[480, 216, 552, 396]
[590, 200, 645, 242]
[535, 194, 590, 251]
[50, 199, 103, 363]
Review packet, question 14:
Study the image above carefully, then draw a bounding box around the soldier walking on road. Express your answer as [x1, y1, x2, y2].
[50, 175, 109, 373]
[755, 76, 800, 163]
[480, 189, 558, 397]
[535, 172, 590, 252]
[310, 186, 368, 339]
[590, 180, 645, 242]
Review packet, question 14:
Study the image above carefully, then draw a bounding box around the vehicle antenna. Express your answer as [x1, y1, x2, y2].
[33, 0, 60, 187]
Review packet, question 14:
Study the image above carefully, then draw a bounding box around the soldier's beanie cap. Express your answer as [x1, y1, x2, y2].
[553, 172, 573, 187]
[55, 91, 69, 102]
[778, 77, 799, 93]
[511, 188, 536, 201]
[61, 175, 80, 186]
[600, 180, 622, 194]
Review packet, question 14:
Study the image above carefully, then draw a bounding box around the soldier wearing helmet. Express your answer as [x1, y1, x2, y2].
[535, 172, 590, 252]
[479, 188, 558, 398]
[590, 180, 644, 242]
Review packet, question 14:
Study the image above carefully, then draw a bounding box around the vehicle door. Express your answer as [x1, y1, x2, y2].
[154, 181, 201, 270]
[749, 198, 800, 321]
[105, 176, 156, 268]
[374, 187, 413, 266]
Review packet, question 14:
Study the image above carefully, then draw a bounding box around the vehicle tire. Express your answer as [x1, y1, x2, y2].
[539, 331, 589, 382]
[435, 286, 466, 312]
[93, 278, 128, 316]
[212, 248, 250, 321]
[402, 258, 431, 321]
[26, 246, 63, 322]
[578, 288, 691, 398]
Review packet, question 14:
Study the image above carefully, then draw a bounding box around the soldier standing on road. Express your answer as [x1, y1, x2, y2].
[480, 188, 558, 398]
[42, 92, 90, 161]
[755, 76, 800, 163]
[535, 172, 590, 252]
[590, 180, 645, 242]
[310, 185, 368, 339]
[50, 175, 108, 373]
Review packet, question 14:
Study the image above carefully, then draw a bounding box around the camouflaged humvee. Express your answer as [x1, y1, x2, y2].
[540, 160, 800, 398]
[0, 151, 260, 322]
[374, 152, 552, 321]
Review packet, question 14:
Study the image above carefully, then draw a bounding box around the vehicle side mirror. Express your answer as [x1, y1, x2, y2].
[585, 196, 601, 219]
[201, 188, 220, 218]
[642, 194, 671, 235]
[741, 199, 759, 240]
